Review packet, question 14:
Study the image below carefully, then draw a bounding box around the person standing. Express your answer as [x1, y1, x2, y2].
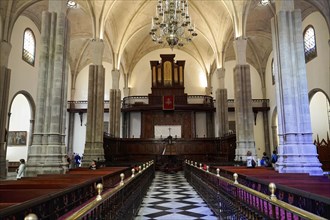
[271, 150, 278, 167]
[16, 159, 26, 179]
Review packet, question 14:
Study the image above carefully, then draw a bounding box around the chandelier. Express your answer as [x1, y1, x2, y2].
[150, 0, 197, 49]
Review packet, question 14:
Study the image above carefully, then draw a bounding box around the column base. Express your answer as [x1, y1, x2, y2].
[25, 144, 68, 177]
[235, 140, 256, 161]
[82, 142, 104, 167]
[276, 143, 323, 176]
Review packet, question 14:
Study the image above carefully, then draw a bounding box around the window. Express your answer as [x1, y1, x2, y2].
[22, 28, 36, 66]
[303, 25, 317, 63]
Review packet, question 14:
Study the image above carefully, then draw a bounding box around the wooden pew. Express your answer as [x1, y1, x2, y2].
[0, 166, 131, 220]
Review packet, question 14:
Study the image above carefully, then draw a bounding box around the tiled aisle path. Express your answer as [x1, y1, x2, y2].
[135, 171, 217, 220]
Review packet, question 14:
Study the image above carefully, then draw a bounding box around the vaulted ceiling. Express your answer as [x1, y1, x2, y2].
[1, 0, 329, 85]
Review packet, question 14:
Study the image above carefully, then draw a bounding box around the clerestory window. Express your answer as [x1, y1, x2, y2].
[303, 25, 317, 63]
[22, 28, 36, 66]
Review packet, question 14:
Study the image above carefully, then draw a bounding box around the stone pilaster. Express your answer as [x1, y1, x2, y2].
[123, 73, 130, 97]
[215, 68, 229, 138]
[82, 65, 105, 166]
[271, 125, 278, 150]
[262, 110, 271, 155]
[109, 89, 121, 138]
[123, 87, 130, 97]
[0, 66, 11, 179]
[26, 10, 69, 176]
[109, 69, 121, 138]
[271, 0, 322, 175]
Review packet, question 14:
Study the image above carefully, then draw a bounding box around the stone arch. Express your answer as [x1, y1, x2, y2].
[309, 88, 330, 103]
[308, 88, 330, 140]
[7, 90, 36, 147]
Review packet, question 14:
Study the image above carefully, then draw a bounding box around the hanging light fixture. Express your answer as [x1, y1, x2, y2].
[150, 0, 197, 49]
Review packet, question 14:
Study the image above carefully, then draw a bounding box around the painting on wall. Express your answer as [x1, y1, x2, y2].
[7, 131, 27, 146]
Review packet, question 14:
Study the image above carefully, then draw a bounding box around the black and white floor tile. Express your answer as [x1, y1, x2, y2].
[135, 172, 217, 220]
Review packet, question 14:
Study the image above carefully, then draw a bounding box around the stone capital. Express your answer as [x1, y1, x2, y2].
[123, 87, 131, 97]
[205, 86, 212, 96]
[275, 0, 294, 13]
[91, 39, 104, 65]
[233, 38, 247, 65]
[216, 68, 226, 89]
[216, 68, 225, 79]
[112, 69, 120, 90]
[49, 0, 67, 14]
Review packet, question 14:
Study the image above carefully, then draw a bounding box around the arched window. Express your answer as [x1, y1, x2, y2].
[22, 28, 36, 66]
[303, 25, 317, 63]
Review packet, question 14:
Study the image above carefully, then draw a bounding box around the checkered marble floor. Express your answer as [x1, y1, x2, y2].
[135, 171, 217, 220]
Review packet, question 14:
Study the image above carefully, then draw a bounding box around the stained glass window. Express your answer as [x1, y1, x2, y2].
[22, 28, 35, 66]
[303, 25, 317, 63]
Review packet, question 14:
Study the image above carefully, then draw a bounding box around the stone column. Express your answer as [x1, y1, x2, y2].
[109, 69, 121, 138]
[82, 65, 105, 165]
[233, 38, 256, 161]
[26, 7, 69, 176]
[82, 39, 105, 166]
[0, 41, 12, 179]
[215, 68, 229, 138]
[67, 112, 75, 155]
[271, 0, 322, 175]
[0, 66, 11, 179]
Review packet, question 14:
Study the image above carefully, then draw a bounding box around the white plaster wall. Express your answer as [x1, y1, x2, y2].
[303, 12, 330, 96]
[195, 112, 207, 138]
[254, 115, 265, 159]
[6, 95, 30, 161]
[310, 92, 329, 140]
[72, 112, 87, 156]
[130, 48, 207, 96]
[8, 16, 40, 107]
[130, 112, 141, 138]
[74, 62, 125, 100]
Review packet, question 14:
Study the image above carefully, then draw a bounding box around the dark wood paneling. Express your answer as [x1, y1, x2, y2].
[141, 111, 193, 138]
[103, 136, 236, 164]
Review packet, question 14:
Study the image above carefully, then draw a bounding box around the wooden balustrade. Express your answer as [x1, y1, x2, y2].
[184, 161, 328, 220]
[60, 161, 155, 220]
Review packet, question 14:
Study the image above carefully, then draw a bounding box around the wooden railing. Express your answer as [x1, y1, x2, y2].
[59, 161, 155, 220]
[67, 98, 270, 112]
[184, 160, 327, 220]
